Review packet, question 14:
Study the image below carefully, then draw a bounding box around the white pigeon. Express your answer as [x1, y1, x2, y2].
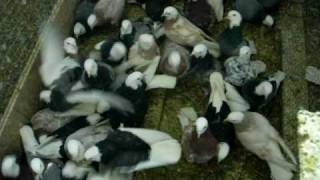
[225, 112, 297, 180]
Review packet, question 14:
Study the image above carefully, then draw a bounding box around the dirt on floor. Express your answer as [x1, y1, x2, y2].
[0, 0, 55, 119]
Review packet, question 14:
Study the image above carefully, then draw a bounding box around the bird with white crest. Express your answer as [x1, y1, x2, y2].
[119, 19, 152, 49]
[162, 6, 220, 58]
[81, 58, 115, 91]
[159, 39, 190, 78]
[224, 46, 266, 87]
[178, 107, 229, 164]
[225, 111, 297, 180]
[241, 71, 285, 110]
[73, 0, 97, 38]
[218, 10, 256, 58]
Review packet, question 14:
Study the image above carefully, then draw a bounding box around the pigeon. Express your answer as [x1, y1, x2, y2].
[224, 82, 251, 112]
[40, 89, 134, 117]
[87, 0, 125, 30]
[178, 107, 229, 164]
[73, 0, 97, 38]
[204, 72, 236, 161]
[95, 40, 127, 69]
[128, 34, 160, 72]
[40, 27, 83, 96]
[241, 71, 285, 110]
[103, 72, 148, 129]
[64, 37, 79, 58]
[235, 0, 274, 27]
[224, 46, 266, 87]
[184, 0, 223, 31]
[30, 108, 75, 134]
[218, 10, 249, 58]
[62, 160, 93, 180]
[159, 39, 190, 78]
[84, 128, 181, 173]
[82, 58, 115, 91]
[120, 19, 152, 48]
[189, 43, 220, 77]
[162, 6, 220, 58]
[225, 112, 297, 180]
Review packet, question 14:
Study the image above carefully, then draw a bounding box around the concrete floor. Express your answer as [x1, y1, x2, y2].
[0, 0, 55, 119]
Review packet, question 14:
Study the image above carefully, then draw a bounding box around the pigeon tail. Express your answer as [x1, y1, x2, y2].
[269, 71, 286, 89]
[207, 0, 224, 22]
[268, 162, 294, 180]
[202, 40, 220, 58]
[146, 75, 177, 90]
[178, 107, 198, 130]
[275, 136, 297, 165]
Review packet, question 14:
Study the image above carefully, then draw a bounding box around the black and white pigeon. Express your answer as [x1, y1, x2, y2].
[241, 71, 285, 110]
[178, 107, 229, 164]
[40, 27, 83, 96]
[82, 58, 115, 91]
[225, 112, 297, 180]
[159, 39, 190, 78]
[84, 127, 181, 173]
[87, 0, 125, 30]
[235, 0, 274, 27]
[218, 10, 249, 58]
[73, 0, 97, 38]
[224, 46, 266, 87]
[95, 40, 127, 70]
[189, 43, 219, 77]
[204, 72, 236, 162]
[119, 19, 152, 48]
[162, 6, 220, 58]
[103, 72, 148, 129]
[40, 89, 134, 117]
[184, 0, 224, 31]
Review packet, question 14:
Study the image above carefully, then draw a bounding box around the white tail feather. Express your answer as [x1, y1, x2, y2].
[203, 40, 220, 58]
[19, 126, 39, 153]
[146, 75, 177, 90]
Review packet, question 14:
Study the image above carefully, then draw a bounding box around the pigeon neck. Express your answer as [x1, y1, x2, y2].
[229, 21, 241, 29]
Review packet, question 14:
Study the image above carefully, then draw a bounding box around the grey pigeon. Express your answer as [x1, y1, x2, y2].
[224, 46, 266, 87]
[225, 111, 297, 180]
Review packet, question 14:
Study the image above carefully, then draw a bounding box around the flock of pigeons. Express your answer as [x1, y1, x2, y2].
[1, 0, 298, 180]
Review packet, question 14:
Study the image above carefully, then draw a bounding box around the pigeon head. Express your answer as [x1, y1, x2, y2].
[239, 46, 251, 57]
[125, 71, 144, 90]
[109, 42, 127, 61]
[224, 112, 245, 124]
[64, 37, 78, 55]
[191, 44, 208, 58]
[162, 6, 179, 21]
[30, 158, 45, 175]
[195, 117, 209, 138]
[255, 81, 273, 99]
[62, 161, 89, 179]
[138, 34, 155, 50]
[66, 139, 85, 162]
[84, 146, 102, 162]
[1, 155, 20, 178]
[74, 22, 86, 38]
[120, 19, 133, 36]
[87, 14, 98, 30]
[226, 10, 242, 28]
[168, 51, 181, 69]
[84, 59, 98, 78]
